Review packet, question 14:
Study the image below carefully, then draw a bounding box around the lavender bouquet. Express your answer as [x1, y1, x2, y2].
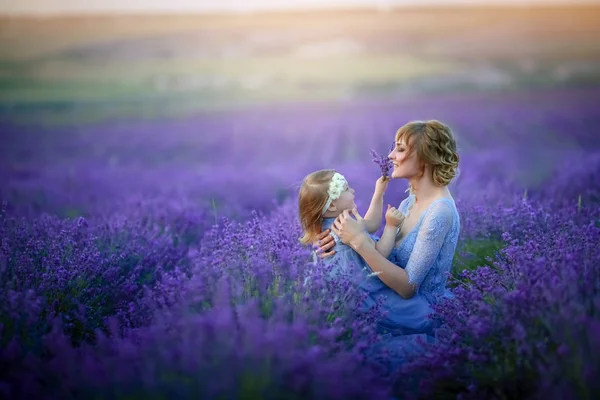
[370, 143, 394, 180]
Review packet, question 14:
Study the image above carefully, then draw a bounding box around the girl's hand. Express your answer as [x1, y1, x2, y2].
[312, 229, 336, 259]
[385, 204, 405, 228]
[374, 176, 390, 198]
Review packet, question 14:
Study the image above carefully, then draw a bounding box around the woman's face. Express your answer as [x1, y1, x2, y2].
[388, 137, 421, 180]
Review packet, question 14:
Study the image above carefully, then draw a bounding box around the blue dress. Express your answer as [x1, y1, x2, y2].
[320, 194, 460, 369]
[388, 195, 460, 306]
[321, 217, 435, 337]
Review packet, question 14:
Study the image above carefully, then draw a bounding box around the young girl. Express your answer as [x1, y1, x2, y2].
[298, 169, 403, 260]
[298, 169, 435, 339]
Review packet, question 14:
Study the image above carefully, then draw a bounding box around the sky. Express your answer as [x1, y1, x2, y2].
[0, 0, 596, 15]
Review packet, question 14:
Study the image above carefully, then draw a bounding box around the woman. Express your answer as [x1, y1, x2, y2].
[315, 120, 460, 329]
[297, 169, 434, 339]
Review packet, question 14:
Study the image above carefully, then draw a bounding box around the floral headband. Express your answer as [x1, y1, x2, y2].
[322, 172, 347, 215]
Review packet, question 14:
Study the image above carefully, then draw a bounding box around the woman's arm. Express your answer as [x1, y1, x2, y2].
[401, 202, 453, 288]
[354, 237, 415, 298]
[334, 202, 453, 298]
[333, 209, 415, 298]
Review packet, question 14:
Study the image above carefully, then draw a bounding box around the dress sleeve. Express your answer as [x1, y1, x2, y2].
[404, 201, 453, 288]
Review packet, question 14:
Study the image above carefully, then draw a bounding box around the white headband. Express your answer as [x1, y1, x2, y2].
[322, 172, 347, 215]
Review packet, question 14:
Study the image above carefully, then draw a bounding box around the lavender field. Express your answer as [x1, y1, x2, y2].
[2, 85, 600, 399]
[2, 6, 600, 400]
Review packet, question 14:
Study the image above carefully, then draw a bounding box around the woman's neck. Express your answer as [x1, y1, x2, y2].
[409, 174, 448, 204]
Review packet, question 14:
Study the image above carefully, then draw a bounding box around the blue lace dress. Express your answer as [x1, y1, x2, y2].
[383, 195, 460, 367]
[321, 194, 460, 368]
[388, 194, 460, 306]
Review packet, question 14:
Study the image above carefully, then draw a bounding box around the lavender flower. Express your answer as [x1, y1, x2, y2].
[370, 143, 394, 179]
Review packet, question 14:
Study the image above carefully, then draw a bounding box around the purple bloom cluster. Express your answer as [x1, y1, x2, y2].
[370, 143, 394, 178]
[1, 87, 600, 399]
[0, 203, 389, 399]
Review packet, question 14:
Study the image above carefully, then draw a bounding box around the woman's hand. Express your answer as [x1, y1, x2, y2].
[332, 208, 370, 250]
[312, 229, 336, 259]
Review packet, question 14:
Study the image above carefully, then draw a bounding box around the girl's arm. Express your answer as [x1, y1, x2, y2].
[363, 177, 389, 233]
[374, 225, 398, 259]
[374, 204, 404, 258]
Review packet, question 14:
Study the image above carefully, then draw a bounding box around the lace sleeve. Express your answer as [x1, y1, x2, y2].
[405, 200, 453, 288]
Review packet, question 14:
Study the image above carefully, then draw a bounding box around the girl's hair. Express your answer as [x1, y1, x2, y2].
[298, 169, 336, 245]
[395, 120, 460, 187]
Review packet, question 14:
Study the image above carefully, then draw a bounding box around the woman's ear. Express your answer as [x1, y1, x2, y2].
[418, 159, 428, 179]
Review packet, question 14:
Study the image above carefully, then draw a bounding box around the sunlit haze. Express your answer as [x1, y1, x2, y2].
[1, 0, 597, 15]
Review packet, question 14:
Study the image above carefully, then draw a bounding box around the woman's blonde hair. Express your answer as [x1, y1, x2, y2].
[395, 120, 459, 187]
[298, 169, 336, 245]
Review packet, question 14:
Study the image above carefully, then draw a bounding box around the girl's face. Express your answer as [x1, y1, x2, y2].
[388, 138, 421, 179]
[332, 181, 356, 213]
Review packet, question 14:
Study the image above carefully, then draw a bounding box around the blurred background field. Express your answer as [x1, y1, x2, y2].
[1, 5, 599, 125]
[1, 3, 600, 220]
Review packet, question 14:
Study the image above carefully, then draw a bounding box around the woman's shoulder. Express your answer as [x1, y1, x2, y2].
[398, 194, 416, 214]
[423, 197, 459, 225]
[424, 198, 460, 242]
[431, 197, 459, 217]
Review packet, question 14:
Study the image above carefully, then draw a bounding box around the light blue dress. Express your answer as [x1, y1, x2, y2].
[388, 194, 460, 306]
[321, 194, 460, 368]
[321, 217, 435, 337]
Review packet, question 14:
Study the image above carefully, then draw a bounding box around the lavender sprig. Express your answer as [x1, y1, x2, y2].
[370, 143, 394, 179]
